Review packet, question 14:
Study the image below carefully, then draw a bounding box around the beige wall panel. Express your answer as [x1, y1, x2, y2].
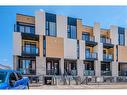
[57, 15, 67, 38]
[93, 22, 100, 43]
[82, 26, 93, 36]
[125, 28, 127, 46]
[77, 19, 83, 40]
[64, 38, 77, 59]
[100, 29, 110, 38]
[35, 10, 45, 35]
[39, 35, 43, 57]
[118, 45, 127, 62]
[110, 25, 118, 45]
[13, 32, 21, 56]
[16, 14, 35, 24]
[46, 36, 64, 58]
[79, 40, 85, 60]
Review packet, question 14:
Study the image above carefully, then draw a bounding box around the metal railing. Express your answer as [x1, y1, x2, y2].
[18, 68, 36, 75]
[85, 52, 97, 59]
[101, 71, 112, 76]
[22, 46, 39, 55]
[100, 37, 111, 44]
[84, 70, 95, 76]
[103, 54, 113, 61]
[83, 36, 95, 42]
[119, 71, 127, 76]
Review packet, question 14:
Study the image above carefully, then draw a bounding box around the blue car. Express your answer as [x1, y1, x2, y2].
[0, 70, 29, 89]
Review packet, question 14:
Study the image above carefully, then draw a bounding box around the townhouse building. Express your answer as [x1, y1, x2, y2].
[13, 10, 127, 81]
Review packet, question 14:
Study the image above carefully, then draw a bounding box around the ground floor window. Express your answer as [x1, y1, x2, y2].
[101, 62, 111, 76]
[46, 58, 60, 75]
[18, 58, 36, 75]
[84, 61, 95, 76]
[64, 60, 77, 76]
[119, 63, 127, 76]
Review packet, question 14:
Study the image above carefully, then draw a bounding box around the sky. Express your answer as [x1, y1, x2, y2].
[0, 6, 127, 68]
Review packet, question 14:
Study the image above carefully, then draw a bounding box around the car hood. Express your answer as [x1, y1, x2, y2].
[0, 83, 8, 89]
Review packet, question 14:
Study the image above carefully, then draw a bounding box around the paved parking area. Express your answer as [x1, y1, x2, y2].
[30, 83, 127, 89]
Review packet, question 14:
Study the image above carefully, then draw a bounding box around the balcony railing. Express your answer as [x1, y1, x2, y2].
[84, 70, 95, 76]
[100, 37, 111, 44]
[18, 68, 36, 75]
[85, 52, 97, 60]
[119, 71, 127, 76]
[22, 46, 39, 55]
[103, 54, 113, 61]
[83, 36, 95, 42]
[101, 71, 112, 76]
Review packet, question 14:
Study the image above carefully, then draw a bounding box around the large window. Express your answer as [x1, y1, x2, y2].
[46, 13, 56, 37]
[119, 33, 125, 45]
[22, 41, 38, 55]
[67, 25, 77, 39]
[19, 59, 36, 75]
[118, 27, 125, 46]
[67, 17, 77, 39]
[17, 24, 35, 34]
[46, 21, 56, 36]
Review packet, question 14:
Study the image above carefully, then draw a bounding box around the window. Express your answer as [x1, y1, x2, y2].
[67, 25, 77, 39]
[118, 27, 125, 46]
[82, 32, 89, 41]
[119, 33, 125, 45]
[19, 26, 25, 32]
[0, 72, 7, 83]
[45, 13, 56, 37]
[19, 59, 36, 75]
[9, 73, 17, 82]
[22, 41, 38, 54]
[67, 17, 77, 39]
[25, 26, 31, 33]
[43, 36, 46, 56]
[46, 21, 56, 36]
[17, 23, 35, 34]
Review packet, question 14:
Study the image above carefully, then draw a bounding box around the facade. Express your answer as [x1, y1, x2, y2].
[13, 10, 127, 80]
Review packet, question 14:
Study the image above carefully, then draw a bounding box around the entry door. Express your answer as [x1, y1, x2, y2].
[46, 60, 59, 75]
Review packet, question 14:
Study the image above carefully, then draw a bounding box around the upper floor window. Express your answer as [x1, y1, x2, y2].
[46, 13, 56, 37]
[67, 17, 77, 39]
[118, 27, 125, 46]
[67, 25, 76, 39]
[46, 21, 56, 36]
[17, 23, 35, 34]
[82, 32, 89, 41]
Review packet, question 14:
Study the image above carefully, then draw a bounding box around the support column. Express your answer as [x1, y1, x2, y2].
[36, 57, 46, 75]
[95, 61, 101, 77]
[112, 62, 118, 82]
[13, 55, 18, 70]
[59, 58, 64, 75]
[77, 59, 84, 78]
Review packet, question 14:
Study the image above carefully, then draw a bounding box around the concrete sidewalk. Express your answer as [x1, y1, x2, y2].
[30, 83, 127, 89]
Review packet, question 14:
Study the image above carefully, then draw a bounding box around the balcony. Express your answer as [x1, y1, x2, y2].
[101, 71, 112, 76]
[85, 52, 97, 61]
[83, 36, 97, 46]
[100, 37, 114, 48]
[103, 54, 113, 62]
[84, 70, 95, 76]
[22, 46, 39, 56]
